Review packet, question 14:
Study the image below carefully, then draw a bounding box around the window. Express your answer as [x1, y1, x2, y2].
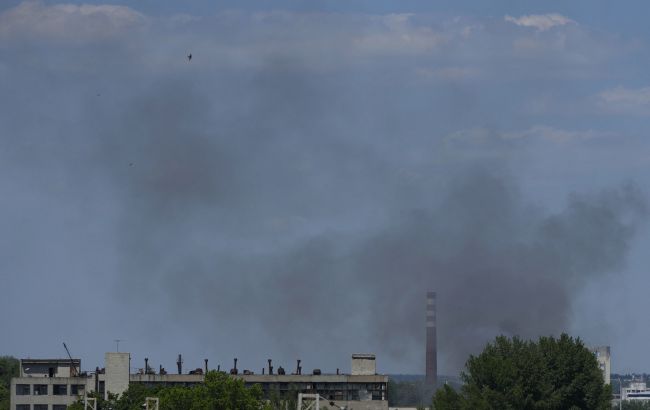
[53, 384, 67, 395]
[34, 405, 48, 410]
[34, 384, 48, 395]
[71, 384, 85, 395]
[16, 405, 30, 410]
[54, 406, 68, 410]
[15, 384, 30, 395]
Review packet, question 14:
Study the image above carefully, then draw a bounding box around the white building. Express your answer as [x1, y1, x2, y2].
[622, 382, 650, 401]
[10, 353, 130, 410]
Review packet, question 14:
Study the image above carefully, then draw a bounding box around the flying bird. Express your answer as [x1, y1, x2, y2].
[187, 53, 192, 61]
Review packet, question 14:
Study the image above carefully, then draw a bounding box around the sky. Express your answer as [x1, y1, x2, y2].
[1, 0, 650, 377]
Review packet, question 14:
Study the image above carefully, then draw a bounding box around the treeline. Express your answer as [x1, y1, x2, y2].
[0, 356, 19, 410]
[432, 334, 611, 410]
[70, 371, 290, 410]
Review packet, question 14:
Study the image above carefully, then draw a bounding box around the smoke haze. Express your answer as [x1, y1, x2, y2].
[1, 2, 650, 375]
[98, 79, 646, 373]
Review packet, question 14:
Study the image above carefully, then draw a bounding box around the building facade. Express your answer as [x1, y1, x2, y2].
[10, 353, 132, 410]
[590, 346, 611, 385]
[11, 353, 388, 410]
[622, 382, 650, 401]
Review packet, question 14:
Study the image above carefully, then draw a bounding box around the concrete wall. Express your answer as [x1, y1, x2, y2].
[351, 354, 376, 376]
[105, 352, 130, 399]
[591, 346, 611, 385]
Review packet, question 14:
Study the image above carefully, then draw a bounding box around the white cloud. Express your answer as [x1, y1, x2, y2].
[351, 13, 446, 55]
[503, 126, 606, 142]
[0, 0, 147, 44]
[600, 86, 650, 106]
[598, 86, 650, 115]
[504, 13, 574, 31]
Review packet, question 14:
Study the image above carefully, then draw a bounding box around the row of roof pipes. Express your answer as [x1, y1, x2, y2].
[141, 355, 340, 377]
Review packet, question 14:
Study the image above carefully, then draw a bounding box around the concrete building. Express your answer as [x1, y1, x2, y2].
[11, 353, 388, 410]
[590, 346, 611, 385]
[622, 382, 650, 401]
[11, 359, 94, 410]
[10, 354, 130, 410]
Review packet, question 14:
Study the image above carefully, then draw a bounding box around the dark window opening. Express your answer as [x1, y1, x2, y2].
[71, 384, 85, 395]
[53, 384, 67, 395]
[15, 384, 30, 395]
[34, 384, 48, 395]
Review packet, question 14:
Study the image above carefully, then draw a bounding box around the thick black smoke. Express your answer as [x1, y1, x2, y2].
[91, 73, 645, 374]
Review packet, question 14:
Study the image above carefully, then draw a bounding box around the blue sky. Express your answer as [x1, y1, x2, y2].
[1, 0, 650, 376]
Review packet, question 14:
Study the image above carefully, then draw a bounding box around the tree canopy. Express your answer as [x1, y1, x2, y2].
[69, 371, 265, 410]
[0, 356, 19, 410]
[433, 333, 611, 410]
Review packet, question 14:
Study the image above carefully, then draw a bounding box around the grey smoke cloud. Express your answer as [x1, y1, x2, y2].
[2, 3, 649, 375]
[92, 75, 646, 374]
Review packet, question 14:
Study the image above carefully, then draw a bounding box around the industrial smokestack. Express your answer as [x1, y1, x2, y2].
[268, 359, 273, 375]
[144, 357, 149, 374]
[204, 359, 208, 374]
[425, 291, 437, 387]
[177, 354, 183, 375]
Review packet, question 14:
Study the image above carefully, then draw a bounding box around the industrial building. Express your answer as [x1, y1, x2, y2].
[11, 353, 388, 410]
[10, 291, 437, 410]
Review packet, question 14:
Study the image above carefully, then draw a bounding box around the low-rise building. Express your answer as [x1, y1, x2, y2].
[11, 353, 388, 410]
[622, 382, 650, 401]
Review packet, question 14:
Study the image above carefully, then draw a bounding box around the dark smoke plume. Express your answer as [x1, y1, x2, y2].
[93, 76, 646, 374]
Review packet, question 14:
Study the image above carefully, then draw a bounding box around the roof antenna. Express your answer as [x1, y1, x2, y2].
[113, 339, 124, 352]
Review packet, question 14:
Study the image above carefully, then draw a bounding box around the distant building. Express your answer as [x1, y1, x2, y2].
[11, 353, 388, 410]
[10, 353, 129, 410]
[590, 346, 611, 385]
[622, 382, 650, 401]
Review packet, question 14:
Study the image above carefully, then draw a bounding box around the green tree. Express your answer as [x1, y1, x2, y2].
[0, 384, 9, 410]
[433, 334, 611, 410]
[68, 391, 119, 410]
[0, 356, 19, 410]
[70, 370, 266, 410]
[622, 401, 650, 410]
